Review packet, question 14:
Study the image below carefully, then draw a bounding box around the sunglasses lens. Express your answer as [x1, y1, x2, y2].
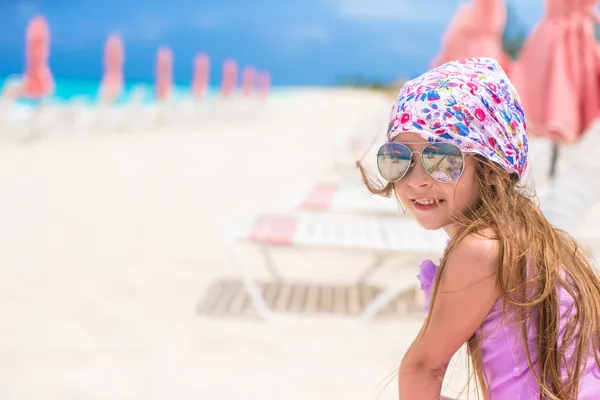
[377, 143, 412, 182]
[422, 143, 464, 183]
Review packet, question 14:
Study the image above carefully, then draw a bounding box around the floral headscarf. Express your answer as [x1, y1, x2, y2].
[387, 57, 528, 177]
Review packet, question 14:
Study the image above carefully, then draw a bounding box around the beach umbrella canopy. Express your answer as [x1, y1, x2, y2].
[192, 53, 210, 99]
[21, 15, 54, 99]
[99, 34, 124, 103]
[155, 47, 173, 101]
[511, 0, 600, 143]
[220, 59, 238, 98]
[241, 66, 256, 97]
[431, 0, 511, 72]
[257, 71, 271, 100]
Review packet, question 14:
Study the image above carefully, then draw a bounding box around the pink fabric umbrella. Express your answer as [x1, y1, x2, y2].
[431, 0, 511, 73]
[155, 47, 173, 101]
[257, 71, 271, 100]
[511, 0, 600, 144]
[192, 53, 210, 99]
[220, 59, 238, 98]
[241, 66, 256, 97]
[21, 15, 54, 99]
[99, 34, 124, 104]
[431, 3, 471, 67]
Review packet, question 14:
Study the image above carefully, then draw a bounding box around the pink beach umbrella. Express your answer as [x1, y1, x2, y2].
[192, 53, 210, 99]
[430, 3, 471, 67]
[431, 0, 511, 73]
[155, 47, 173, 101]
[241, 66, 256, 97]
[511, 0, 600, 144]
[21, 15, 54, 99]
[257, 71, 271, 100]
[220, 59, 238, 98]
[99, 34, 124, 104]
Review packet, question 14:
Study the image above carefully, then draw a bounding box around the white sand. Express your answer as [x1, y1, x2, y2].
[0, 89, 473, 399]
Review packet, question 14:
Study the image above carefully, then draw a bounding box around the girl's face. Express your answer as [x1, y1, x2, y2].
[392, 132, 481, 237]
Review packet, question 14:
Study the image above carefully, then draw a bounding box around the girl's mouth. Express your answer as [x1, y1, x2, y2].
[412, 198, 444, 211]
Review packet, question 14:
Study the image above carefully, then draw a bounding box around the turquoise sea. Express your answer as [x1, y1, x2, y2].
[0, 75, 277, 106]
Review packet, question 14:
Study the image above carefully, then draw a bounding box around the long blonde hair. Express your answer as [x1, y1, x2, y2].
[358, 156, 600, 399]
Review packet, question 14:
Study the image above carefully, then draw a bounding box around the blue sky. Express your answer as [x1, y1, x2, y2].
[0, 0, 545, 86]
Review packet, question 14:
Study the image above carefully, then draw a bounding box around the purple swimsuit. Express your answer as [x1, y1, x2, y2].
[418, 262, 600, 399]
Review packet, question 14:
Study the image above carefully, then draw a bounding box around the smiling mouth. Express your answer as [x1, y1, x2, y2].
[412, 198, 444, 205]
[411, 198, 444, 211]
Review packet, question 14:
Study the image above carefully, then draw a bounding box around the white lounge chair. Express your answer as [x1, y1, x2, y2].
[225, 211, 447, 320]
[536, 121, 600, 272]
[0, 78, 25, 141]
[287, 181, 398, 215]
[539, 121, 600, 232]
[330, 115, 387, 177]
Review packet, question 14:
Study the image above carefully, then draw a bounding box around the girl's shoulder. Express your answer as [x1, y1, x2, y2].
[440, 233, 499, 293]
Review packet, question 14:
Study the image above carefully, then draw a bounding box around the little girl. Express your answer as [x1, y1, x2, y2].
[359, 58, 600, 399]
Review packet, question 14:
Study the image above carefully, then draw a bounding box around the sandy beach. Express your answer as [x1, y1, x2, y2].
[0, 89, 484, 399]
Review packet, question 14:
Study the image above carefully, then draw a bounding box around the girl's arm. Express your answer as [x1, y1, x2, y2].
[398, 235, 499, 400]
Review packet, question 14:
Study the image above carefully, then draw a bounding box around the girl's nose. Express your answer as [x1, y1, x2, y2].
[407, 156, 433, 188]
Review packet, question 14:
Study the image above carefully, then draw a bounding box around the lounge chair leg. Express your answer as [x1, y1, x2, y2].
[357, 255, 385, 284]
[259, 246, 281, 279]
[225, 238, 272, 320]
[357, 282, 416, 321]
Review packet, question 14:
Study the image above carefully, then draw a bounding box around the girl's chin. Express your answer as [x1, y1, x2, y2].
[410, 215, 446, 231]
[408, 210, 452, 231]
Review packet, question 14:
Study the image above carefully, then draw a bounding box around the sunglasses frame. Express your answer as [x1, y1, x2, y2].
[376, 141, 466, 183]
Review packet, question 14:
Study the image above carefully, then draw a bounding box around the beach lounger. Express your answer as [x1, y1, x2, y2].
[0, 78, 27, 140]
[539, 121, 600, 232]
[330, 115, 387, 175]
[540, 172, 600, 231]
[537, 122, 600, 268]
[287, 181, 398, 215]
[225, 211, 447, 320]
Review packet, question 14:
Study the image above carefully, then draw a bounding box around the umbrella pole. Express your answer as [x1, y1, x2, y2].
[549, 142, 559, 180]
